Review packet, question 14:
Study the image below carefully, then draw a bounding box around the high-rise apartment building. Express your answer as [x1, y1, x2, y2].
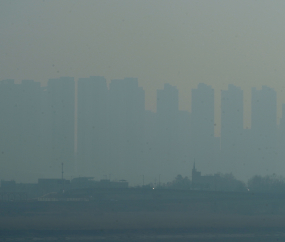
[19, 80, 41, 178]
[277, 104, 285, 173]
[0, 80, 21, 180]
[108, 78, 145, 183]
[41, 77, 75, 177]
[221, 84, 244, 174]
[0, 80, 41, 182]
[251, 86, 277, 175]
[156, 84, 180, 176]
[221, 84, 243, 149]
[191, 83, 218, 173]
[77, 76, 108, 177]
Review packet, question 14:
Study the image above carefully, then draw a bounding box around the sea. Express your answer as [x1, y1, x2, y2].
[1, 228, 285, 242]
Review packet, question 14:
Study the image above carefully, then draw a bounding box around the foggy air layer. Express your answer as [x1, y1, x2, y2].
[2, 1, 285, 186]
[0, 77, 282, 185]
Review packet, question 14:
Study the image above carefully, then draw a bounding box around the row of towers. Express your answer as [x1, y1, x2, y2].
[0, 77, 282, 184]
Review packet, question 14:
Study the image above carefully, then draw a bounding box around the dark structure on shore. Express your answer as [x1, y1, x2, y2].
[192, 163, 246, 192]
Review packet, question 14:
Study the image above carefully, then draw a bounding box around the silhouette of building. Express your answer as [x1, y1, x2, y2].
[0, 80, 21, 180]
[108, 78, 145, 183]
[221, 84, 243, 150]
[77, 76, 108, 177]
[191, 163, 246, 192]
[156, 84, 180, 176]
[154, 84, 192, 179]
[191, 162, 215, 190]
[277, 104, 285, 172]
[221, 84, 244, 173]
[157, 83, 179, 116]
[142, 110, 157, 177]
[252, 86, 277, 133]
[41, 77, 75, 177]
[19, 80, 41, 178]
[0, 80, 41, 182]
[191, 83, 214, 138]
[191, 83, 219, 174]
[251, 86, 277, 175]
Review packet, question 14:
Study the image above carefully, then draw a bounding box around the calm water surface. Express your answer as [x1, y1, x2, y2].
[1, 229, 285, 242]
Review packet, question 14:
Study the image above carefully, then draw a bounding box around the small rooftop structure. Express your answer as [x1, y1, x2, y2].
[192, 163, 216, 190]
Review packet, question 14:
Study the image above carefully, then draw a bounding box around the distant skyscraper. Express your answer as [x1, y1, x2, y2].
[143, 110, 157, 177]
[77, 76, 108, 177]
[157, 83, 179, 117]
[221, 84, 244, 174]
[251, 86, 277, 175]
[191, 83, 219, 173]
[221, 84, 243, 149]
[277, 104, 285, 173]
[0, 80, 21, 180]
[156, 84, 179, 143]
[18, 80, 41, 178]
[156, 84, 180, 176]
[252, 86, 277, 133]
[0, 80, 41, 182]
[279, 104, 285, 132]
[108, 78, 145, 183]
[41, 77, 75, 177]
[191, 83, 215, 139]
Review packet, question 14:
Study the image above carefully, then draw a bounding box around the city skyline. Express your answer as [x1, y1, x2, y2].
[3, 1, 285, 237]
[0, 76, 284, 185]
[3, 1, 285, 134]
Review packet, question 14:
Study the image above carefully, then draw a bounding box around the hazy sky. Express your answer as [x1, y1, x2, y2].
[1, 0, 285, 134]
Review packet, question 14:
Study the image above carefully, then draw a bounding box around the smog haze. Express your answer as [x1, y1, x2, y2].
[1, 0, 285, 185]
